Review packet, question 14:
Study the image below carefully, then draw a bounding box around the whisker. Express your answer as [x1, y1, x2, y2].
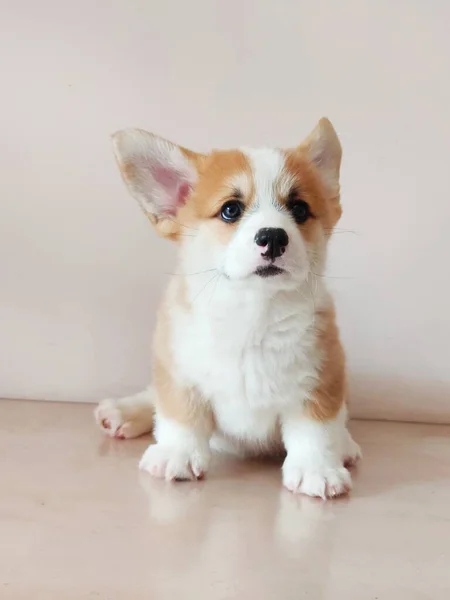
[192, 273, 220, 303]
[208, 273, 222, 306]
[306, 275, 317, 330]
[310, 271, 355, 280]
[164, 268, 217, 277]
[324, 228, 358, 235]
[167, 217, 199, 232]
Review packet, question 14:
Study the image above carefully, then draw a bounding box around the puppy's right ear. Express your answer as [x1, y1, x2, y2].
[111, 129, 202, 238]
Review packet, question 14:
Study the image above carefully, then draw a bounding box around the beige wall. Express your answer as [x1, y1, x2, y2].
[2, 1, 450, 423]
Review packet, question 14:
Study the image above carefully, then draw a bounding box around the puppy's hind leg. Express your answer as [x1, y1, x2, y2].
[95, 386, 154, 439]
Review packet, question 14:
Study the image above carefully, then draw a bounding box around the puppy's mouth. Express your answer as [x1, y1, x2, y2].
[254, 265, 285, 278]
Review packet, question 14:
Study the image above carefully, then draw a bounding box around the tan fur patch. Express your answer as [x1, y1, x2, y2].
[281, 149, 342, 240]
[152, 287, 214, 434]
[306, 306, 347, 421]
[194, 150, 253, 217]
[176, 149, 254, 244]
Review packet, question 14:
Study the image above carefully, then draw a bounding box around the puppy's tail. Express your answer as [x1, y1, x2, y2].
[94, 385, 154, 439]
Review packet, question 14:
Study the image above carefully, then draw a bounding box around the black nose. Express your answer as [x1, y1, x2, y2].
[254, 228, 289, 261]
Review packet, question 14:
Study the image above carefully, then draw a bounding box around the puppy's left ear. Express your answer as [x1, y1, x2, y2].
[299, 118, 342, 200]
[111, 129, 203, 238]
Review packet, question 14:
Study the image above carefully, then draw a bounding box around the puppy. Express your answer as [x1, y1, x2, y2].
[95, 118, 361, 499]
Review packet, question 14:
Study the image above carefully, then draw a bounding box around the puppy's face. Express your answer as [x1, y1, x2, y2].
[112, 119, 342, 288]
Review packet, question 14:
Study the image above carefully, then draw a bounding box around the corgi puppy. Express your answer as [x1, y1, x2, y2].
[95, 118, 361, 499]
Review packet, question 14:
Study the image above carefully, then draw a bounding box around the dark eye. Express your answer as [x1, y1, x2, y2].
[288, 199, 311, 224]
[220, 200, 244, 223]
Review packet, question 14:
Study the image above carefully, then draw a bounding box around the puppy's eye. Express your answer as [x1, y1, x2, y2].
[288, 200, 311, 225]
[220, 200, 244, 223]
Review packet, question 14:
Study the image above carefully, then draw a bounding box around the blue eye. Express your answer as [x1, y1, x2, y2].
[220, 201, 244, 223]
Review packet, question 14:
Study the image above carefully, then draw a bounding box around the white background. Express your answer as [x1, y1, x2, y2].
[2, 0, 450, 423]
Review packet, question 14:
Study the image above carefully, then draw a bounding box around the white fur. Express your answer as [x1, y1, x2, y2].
[282, 405, 352, 498]
[173, 277, 324, 446]
[241, 147, 285, 206]
[98, 139, 360, 498]
[140, 416, 211, 481]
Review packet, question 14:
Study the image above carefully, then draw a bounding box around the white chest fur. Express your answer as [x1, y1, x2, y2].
[171, 276, 326, 444]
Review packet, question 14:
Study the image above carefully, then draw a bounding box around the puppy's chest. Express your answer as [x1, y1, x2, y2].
[173, 298, 320, 411]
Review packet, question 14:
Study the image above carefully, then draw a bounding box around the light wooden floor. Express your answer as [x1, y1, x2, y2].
[1, 399, 449, 600]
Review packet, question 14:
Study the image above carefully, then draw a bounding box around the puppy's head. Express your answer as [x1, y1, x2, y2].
[112, 119, 342, 287]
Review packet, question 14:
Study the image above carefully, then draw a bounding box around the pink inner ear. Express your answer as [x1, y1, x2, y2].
[152, 165, 192, 216]
[177, 181, 191, 207]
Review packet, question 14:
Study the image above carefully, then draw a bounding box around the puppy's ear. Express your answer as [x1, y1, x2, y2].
[111, 129, 202, 238]
[299, 118, 342, 199]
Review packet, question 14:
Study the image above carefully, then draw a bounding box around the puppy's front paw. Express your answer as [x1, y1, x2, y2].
[283, 460, 352, 499]
[139, 444, 210, 481]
